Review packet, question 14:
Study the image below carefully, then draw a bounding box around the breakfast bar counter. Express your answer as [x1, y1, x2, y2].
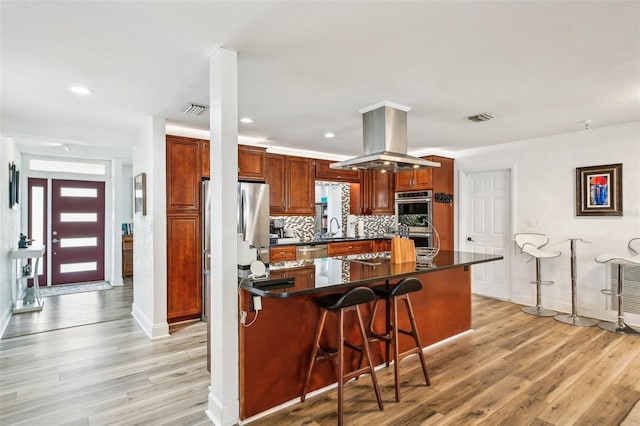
[238, 250, 503, 419]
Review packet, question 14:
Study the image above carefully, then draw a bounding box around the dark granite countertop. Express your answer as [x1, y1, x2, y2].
[269, 235, 394, 247]
[240, 250, 503, 298]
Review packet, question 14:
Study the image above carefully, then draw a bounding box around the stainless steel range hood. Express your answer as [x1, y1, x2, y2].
[330, 101, 440, 172]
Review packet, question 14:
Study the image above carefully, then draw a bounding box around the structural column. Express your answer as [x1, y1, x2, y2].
[207, 47, 240, 426]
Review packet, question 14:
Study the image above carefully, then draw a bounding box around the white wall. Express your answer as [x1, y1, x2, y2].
[122, 165, 133, 223]
[0, 140, 21, 336]
[131, 117, 169, 339]
[455, 121, 640, 325]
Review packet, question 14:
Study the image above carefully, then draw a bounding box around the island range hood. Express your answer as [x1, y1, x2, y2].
[330, 101, 440, 172]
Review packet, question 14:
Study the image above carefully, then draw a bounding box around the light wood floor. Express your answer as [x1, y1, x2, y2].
[2, 278, 133, 339]
[1, 296, 639, 425]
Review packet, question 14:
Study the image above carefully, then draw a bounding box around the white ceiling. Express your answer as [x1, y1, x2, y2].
[2, 1, 639, 161]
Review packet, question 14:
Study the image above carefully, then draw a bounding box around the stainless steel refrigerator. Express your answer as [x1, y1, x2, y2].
[237, 182, 270, 266]
[201, 178, 211, 322]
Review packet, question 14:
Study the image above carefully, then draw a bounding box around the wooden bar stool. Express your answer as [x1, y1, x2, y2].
[301, 286, 383, 425]
[365, 277, 430, 402]
[595, 238, 640, 336]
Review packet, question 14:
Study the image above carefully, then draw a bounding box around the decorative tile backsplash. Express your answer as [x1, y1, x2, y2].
[271, 181, 396, 242]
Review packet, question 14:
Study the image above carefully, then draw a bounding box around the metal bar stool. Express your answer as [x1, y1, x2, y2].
[554, 238, 597, 327]
[364, 277, 430, 402]
[595, 238, 640, 336]
[301, 286, 383, 425]
[515, 233, 561, 316]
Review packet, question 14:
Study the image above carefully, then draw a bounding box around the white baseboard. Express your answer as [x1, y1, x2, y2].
[0, 303, 12, 339]
[131, 302, 169, 340]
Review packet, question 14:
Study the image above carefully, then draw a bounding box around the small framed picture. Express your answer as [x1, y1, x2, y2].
[134, 173, 146, 215]
[575, 163, 622, 216]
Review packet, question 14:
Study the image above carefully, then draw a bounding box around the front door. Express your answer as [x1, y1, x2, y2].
[51, 179, 105, 284]
[459, 169, 511, 300]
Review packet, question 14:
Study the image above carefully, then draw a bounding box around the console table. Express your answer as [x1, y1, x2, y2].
[10, 245, 45, 313]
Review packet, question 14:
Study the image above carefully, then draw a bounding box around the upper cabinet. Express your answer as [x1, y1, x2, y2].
[266, 153, 286, 215]
[265, 154, 315, 215]
[314, 159, 360, 183]
[238, 145, 266, 182]
[166, 135, 202, 213]
[395, 166, 433, 192]
[284, 156, 315, 215]
[350, 170, 395, 215]
[201, 140, 210, 178]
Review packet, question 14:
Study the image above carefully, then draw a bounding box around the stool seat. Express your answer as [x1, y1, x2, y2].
[316, 286, 375, 310]
[594, 238, 640, 336]
[595, 254, 640, 266]
[521, 244, 561, 259]
[370, 278, 422, 298]
[364, 277, 430, 402]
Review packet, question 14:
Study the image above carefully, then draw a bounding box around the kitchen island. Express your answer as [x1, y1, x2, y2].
[238, 250, 503, 419]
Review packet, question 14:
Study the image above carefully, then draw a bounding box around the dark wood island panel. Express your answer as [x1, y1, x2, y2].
[239, 265, 472, 419]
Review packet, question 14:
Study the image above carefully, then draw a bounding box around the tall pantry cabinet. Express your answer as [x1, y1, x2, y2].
[166, 135, 204, 323]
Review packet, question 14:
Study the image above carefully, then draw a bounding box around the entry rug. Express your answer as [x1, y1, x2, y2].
[39, 281, 113, 297]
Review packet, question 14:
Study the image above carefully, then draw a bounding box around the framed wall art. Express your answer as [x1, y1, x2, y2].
[134, 172, 147, 215]
[575, 163, 622, 216]
[8, 162, 19, 209]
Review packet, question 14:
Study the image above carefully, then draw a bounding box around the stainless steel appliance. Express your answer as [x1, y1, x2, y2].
[296, 245, 328, 260]
[395, 190, 433, 248]
[330, 102, 441, 172]
[201, 178, 211, 322]
[237, 182, 271, 266]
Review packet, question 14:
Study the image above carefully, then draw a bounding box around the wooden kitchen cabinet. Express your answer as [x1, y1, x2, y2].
[166, 214, 202, 322]
[395, 167, 432, 192]
[166, 135, 206, 323]
[269, 264, 316, 289]
[266, 154, 314, 215]
[238, 145, 266, 182]
[269, 245, 296, 262]
[122, 235, 133, 277]
[429, 155, 455, 251]
[201, 140, 210, 178]
[374, 239, 392, 252]
[285, 156, 315, 215]
[166, 135, 201, 213]
[314, 159, 360, 182]
[350, 170, 395, 215]
[266, 153, 286, 215]
[327, 240, 374, 257]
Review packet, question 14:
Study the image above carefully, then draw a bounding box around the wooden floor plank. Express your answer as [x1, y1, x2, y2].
[2, 293, 640, 426]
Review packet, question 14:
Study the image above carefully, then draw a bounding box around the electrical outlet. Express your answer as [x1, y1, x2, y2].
[252, 296, 262, 311]
[240, 311, 247, 324]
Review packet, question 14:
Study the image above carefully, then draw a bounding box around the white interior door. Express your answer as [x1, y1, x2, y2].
[459, 169, 511, 300]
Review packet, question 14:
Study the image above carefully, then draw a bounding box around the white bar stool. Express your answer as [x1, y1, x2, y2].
[595, 238, 640, 336]
[515, 233, 561, 316]
[554, 238, 597, 327]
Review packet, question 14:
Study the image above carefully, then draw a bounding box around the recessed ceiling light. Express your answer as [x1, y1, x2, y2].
[324, 132, 335, 138]
[240, 117, 254, 124]
[69, 85, 93, 95]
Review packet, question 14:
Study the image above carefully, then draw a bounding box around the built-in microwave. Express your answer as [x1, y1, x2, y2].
[395, 190, 433, 235]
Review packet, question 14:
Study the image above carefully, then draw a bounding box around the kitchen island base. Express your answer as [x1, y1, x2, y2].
[239, 265, 472, 419]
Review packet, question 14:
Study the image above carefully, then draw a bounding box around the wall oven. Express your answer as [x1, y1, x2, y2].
[395, 190, 433, 248]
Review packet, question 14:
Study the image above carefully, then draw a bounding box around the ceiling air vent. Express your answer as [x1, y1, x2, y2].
[466, 113, 494, 123]
[182, 103, 207, 116]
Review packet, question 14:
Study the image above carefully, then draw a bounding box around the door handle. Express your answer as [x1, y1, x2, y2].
[52, 238, 59, 244]
[467, 237, 474, 242]
[52, 231, 58, 236]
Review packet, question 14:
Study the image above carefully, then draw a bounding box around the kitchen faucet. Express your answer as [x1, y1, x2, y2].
[329, 217, 340, 236]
